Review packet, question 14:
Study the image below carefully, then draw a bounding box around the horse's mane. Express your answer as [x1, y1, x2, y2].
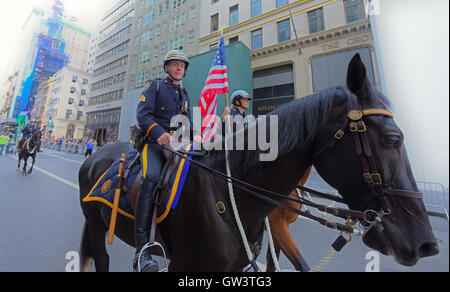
[205, 87, 349, 177]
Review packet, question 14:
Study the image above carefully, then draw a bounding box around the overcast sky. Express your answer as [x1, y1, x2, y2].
[373, 0, 449, 187]
[0, 0, 109, 79]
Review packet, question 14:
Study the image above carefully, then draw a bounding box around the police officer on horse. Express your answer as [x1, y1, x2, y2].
[18, 119, 41, 152]
[222, 90, 253, 134]
[222, 90, 253, 120]
[135, 50, 199, 272]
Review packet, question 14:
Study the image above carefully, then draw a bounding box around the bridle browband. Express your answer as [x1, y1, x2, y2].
[312, 92, 423, 218]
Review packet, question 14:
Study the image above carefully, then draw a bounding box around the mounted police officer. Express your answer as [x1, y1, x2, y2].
[222, 90, 252, 120]
[222, 90, 253, 134]
[18, 120, 41, 151]
[134, 50, 197, 272]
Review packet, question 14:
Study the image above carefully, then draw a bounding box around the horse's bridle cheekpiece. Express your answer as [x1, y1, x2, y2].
[313, 92, 423, 226]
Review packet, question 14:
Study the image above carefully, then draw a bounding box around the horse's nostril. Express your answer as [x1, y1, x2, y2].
[418, 242, 439, 258]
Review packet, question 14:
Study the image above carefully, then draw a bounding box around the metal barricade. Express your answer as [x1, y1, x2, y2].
[5, 143, 16, 155]
[418, 181, 449, 221]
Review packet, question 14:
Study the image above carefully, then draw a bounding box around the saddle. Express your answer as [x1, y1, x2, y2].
[83, 143, 195, 224]
[128, 148, 182, 216]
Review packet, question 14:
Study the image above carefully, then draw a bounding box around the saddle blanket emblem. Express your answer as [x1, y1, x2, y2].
[82, 145, 194, 224]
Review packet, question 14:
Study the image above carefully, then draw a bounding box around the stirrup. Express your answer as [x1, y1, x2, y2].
[137, 242, 168, 272]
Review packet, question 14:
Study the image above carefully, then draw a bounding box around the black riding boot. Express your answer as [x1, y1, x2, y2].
[133, 177, 159, 272]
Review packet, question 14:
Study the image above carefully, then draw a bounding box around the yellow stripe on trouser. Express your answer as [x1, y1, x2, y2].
[142, 144, 149, 179]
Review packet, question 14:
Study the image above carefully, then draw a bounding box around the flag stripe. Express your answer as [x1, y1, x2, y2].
[198, 37, 228, 141]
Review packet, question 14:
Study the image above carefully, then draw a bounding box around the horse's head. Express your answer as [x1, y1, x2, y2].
[312, 54, 438, 266]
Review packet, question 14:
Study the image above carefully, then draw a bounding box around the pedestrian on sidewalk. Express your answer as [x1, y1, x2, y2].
[85, 140, 94, 158]
[0, 132, 10, 156]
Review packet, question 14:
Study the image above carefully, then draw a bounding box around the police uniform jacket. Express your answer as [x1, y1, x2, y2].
[137, 77, 193, 142]
[22, 125, 39, 138]
[230, 108, 246, 119]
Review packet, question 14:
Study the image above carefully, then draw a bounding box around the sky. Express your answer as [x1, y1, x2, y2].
[0, 0, 109, 80]
[372, 0, 449, 187]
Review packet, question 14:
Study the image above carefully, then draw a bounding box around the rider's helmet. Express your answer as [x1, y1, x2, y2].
[231, 90, 252, 106]
[163, 50, 190, 72]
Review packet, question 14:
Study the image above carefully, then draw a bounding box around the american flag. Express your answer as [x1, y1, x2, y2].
[199, 37, 229, 142]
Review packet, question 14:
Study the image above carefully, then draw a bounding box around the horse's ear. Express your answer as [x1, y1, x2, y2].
[347, 54, 371, 97]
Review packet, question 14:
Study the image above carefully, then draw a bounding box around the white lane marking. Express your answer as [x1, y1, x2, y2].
[10, 156, 79, 191]
[41, 151, 83, 165]
[33, 165, 79, 190]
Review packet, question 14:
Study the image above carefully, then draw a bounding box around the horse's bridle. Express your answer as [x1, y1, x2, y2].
[159, 93, 424, 234]
[312, 93, 423, 220]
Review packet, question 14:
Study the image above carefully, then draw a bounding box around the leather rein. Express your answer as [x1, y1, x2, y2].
[160, 95, 423, 234]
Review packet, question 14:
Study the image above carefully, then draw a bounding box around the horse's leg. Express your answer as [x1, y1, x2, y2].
[265, 243, 281, 272]
[79, 221, 94, 272]
[82, 205, 110, 272]
[23, 156, 28, 175]
[17, 154, 21, 171]
[269, 207, 310, 272]
[267, 167, 314, 272]
[28, 154, 36, 174]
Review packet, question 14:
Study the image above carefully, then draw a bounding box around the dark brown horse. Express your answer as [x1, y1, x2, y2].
[78, 54, 438, 272]
[17, 132, 39, 176]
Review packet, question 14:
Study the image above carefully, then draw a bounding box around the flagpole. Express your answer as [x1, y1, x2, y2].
[219, 26, 232, 136]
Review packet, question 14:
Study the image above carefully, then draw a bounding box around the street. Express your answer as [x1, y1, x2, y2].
[0, 149, 448, 272]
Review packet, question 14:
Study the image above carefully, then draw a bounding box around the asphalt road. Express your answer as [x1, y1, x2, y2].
[0, 149, 448, 272]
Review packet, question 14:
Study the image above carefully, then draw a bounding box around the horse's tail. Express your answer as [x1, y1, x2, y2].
[79, 221, 94, 272]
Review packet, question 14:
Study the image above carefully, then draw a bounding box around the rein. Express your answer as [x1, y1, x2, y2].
[160, 144, 364, 234]
[160, 94, 424, 235]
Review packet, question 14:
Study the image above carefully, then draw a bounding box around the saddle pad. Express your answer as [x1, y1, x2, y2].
[83, 145, 194, 224]
[83, 150, 140, 220]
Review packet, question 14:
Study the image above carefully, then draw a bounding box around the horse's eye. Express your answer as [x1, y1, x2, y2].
[384, 134, 402, 148]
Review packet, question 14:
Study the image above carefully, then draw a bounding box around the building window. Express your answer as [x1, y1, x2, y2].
[253, 64, 295, 115]
[251, 0, 262, 17]
[188, 30, 195, 44]
[68, 98, 74, 105]
[229, 5, 239, 26]
[72, 76, 78, 82]
[308, 7, 324, 34]
[276, 0, 288, 7]
[229, 36, 239, 44]
[211, 13, 219, 32]
[70, 87, 76, 93]
[277, 19, 290, 43]
[344, 0, 365, 23]
[251, 28, 263, 50]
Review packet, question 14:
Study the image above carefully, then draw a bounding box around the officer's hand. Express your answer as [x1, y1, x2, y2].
[222, 106, 231, 120]
[157, 133, 172, 146]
